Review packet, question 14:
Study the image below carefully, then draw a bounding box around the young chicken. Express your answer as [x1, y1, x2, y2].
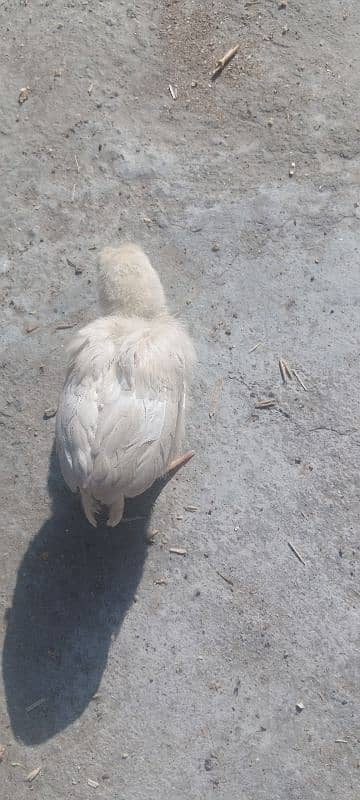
[55, 243, 196, 527]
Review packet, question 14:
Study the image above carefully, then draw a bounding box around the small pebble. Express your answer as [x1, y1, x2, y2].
[43, 408, 57, 420]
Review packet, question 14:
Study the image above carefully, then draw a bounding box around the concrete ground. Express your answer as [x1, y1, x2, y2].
[0, 1, 359, 798]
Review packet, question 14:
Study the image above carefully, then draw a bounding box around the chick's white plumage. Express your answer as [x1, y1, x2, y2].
[56, 244, 195, 527]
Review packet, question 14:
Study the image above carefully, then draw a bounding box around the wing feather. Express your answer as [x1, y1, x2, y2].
[56, 317, 188, 503]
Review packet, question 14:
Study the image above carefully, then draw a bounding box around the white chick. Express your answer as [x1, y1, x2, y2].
[55, 243, 196, 527]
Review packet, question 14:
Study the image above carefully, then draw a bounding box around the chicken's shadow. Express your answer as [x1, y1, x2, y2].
[2, 443, 164, 745]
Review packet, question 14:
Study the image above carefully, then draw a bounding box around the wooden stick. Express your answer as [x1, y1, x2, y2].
[211, 44, 240, 81]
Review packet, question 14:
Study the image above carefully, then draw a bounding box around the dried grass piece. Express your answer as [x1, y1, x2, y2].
[249, 341, 262, 353]
[168, 83, 178, 100]
[185, 505, 198, 512]
[0, 745, 6, 763]
[279, 359, 287, 383]
[54, 321, 78, 331]
[88, 779, 100, 788]
[147, 528, 160, 544]
[169, 547, 187, 556]
[293, 369, 307, 391]
[289, 161, 296, 177]
[283, 360, 293, 380]
[26, 767, 41, 783]
[288, 541, 306, 565]
[216, 570, 234, 587]
[255, 399, 275, 409]
[211, 44, 240, 81]
[26, 697, 45, 713]
[154, 577, 168, 585]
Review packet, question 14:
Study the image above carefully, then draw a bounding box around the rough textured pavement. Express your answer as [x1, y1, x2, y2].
[1, 1, 359, 798]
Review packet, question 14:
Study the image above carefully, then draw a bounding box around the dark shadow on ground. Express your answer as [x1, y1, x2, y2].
[2, 442, 166, 745]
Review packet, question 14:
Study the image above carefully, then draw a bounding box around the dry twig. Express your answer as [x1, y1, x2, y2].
[211, 44, 240, 81]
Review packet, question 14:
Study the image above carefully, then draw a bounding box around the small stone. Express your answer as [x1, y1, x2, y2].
[18, 87, 30, 104]
[43, 408, 57, 420]
[296, 701, 304, 713]
[211, 242, 220, 252]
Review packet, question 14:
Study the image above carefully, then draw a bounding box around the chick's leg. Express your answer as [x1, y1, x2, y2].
[166, 450, 195, 476]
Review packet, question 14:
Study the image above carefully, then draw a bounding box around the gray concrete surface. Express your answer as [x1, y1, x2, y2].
[0, 1, 359, 798]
